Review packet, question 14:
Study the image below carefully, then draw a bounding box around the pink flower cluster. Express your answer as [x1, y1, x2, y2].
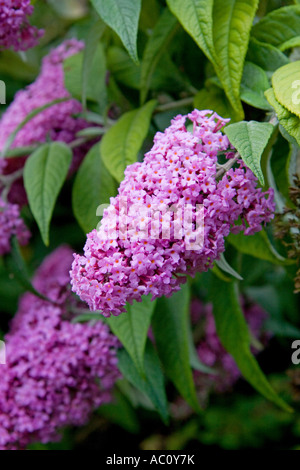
[191, 298, 270, 402]
[70, 110, 275, 316]
[0, 246, 120, 450]
[0, 0, 43, 51]
[0, 196, 30, 255]
[0, 39, 91, 205]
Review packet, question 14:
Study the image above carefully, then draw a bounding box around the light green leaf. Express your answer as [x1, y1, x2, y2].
[227, 229, 294, 265]
[265, 88, 300, 147]
[91, 0, 141, 63]
[152, 283, 201, 412]
[107, 295, 156, 376]
[24, 142, 72, 246]
[247, 38, 289, 76]
[279, 36, 300, 51]
[166, 0, 215, 63]
[72, 143, 117, 234]
[212, 0, 259, 117]
[240, 62, 272, 111]
[224, 120, 274, 185]
[117, 341, 169, 423]
[272, 61, 300, 118]
[140, 8, 178, 104]
[101, 100, 156, 182]
[194, 85, 240, 122]
[215, 253, 243, 281]
[210, 276, 292, 412]
[251, 5, 300, 48]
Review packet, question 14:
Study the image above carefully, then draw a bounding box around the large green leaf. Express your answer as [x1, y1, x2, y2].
[166, 0, 215, 63]
[140, 8, 178, 104]
[227, 230, 294, 265]
[64, 44, 107, 109]
[247, 38, 289, 76]
[107, 46, 141, 90]
[212, 0, 259, 117]
[272, 61, 300, 118]
[152, 283, 200, 411]
[101, 100, 156, 182]
[265, 88, 300, 147]
[24, 142, 72, 246]
[210, 276, 292, 412]
[82, 23, 107, 113]
[224, 120, 274, 185]
[91, 0, 141, 63]
[240, 62, 272, 111]
[117, 341, 169, 423]
[72, 143, 117, 234]
[107, 295, 156, 376]
[251, 5, 300, 48]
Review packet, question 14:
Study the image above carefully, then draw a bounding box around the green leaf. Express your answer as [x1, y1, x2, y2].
[107, 46, 141, 90]
[210, 276, 292, 412]
[64, 44, 107, 110]
[279, 36, 300, 51]
[212, 0, 259, 117]
[247, 38, 289, 76]
[152, 283, 201, 411]
[98, 388, 140, 433]
[107, 295, 156, 376]
[265, 88, 300, 147]
[63, 52, 82, 99]
[72, 143, 117, 234]
[193, 85, 240, 122]
[90, 0, 141, 63]
[224, 120, 274, 185]
[101, 100, 156, 182]
[117, 341, 169, 423]
[272, 61, 300, 118]
[240, 62, 272, 111]
[24, 142, 72, 246]
[251, 5, 300, 48]
[83, 42, 107, 114]
[215, 253, 243, 281]
[4, 237, 51, 302]
[140, 8, 178, 104]
[166, 0, 215, 63]
[81, 20, 106, 110]
[227, 230, 294, 265]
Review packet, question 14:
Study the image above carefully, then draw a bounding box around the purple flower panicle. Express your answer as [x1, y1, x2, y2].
[70, 110, 275, 316]
[0, 197, 30, 255]
[0, 246, 120, 450]
[0, 0, 43, 51]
